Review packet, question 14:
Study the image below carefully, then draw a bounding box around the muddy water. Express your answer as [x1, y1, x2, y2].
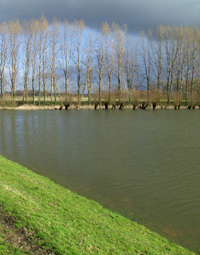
[0, 109, 200, 253]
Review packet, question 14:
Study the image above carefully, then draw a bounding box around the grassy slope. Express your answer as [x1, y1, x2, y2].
[0, 155, 195, 254]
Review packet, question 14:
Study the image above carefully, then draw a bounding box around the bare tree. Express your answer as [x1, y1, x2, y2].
[103, 22, 114, 104]
[40, 17, 49, 104]
[0, 22, 8, 101]
[22, 20, 33, 103]
[38, 14, 48, 105]
[48, 17, 61, 104]
[72, 20, 86, 107]
[29, 19, 40, 105]
[183, 26, 192, 106]
[140, 29, 152, 103]
[174, 26, 185, 107]
[123, 36, 136, 91]
[150, 25, 164, 101]
[162, 26, 180, 105]
[112, 22, 127, 102]
[8, 19, 22, 105]
[189, 27, 199, 104]
[59, 20, 74, 97]
[123, 35, 139, 106]
[82, 32, 95, 105]
[95, 23, 107, 108]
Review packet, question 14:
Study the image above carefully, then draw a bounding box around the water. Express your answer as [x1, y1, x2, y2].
[0, 109, 200, 253]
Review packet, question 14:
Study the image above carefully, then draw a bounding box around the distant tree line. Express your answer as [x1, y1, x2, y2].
[0, 14, 200, 108]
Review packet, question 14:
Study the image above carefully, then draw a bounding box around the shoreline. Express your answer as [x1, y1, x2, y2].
[0, 104, 194, 110]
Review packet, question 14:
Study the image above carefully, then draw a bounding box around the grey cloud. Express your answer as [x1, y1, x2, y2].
[0, 0, 200, 34]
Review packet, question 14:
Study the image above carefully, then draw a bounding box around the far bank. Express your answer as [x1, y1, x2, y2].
[0, 103, 197, 110]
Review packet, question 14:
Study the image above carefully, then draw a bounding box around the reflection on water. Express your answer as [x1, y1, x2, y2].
[0, 109, 200, 252]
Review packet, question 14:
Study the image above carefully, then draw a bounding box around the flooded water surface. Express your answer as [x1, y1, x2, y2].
[0, 109, 200, 253]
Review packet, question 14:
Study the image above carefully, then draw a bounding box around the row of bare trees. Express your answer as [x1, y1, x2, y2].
[1, 15, 200, 108]
[141, 25, 200, 108]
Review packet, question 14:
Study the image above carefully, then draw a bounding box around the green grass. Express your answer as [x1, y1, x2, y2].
[0, 155, 196, 254]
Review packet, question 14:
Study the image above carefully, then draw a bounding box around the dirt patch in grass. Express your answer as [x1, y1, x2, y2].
[0, 207, 57, 255]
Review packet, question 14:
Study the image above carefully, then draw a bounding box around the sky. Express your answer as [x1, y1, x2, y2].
[1, 0, 200, 35]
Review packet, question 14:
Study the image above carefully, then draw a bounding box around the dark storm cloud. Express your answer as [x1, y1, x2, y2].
[1, 0, 200, 34]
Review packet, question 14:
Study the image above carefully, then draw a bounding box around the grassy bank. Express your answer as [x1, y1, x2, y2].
[0, 155, 195, 254]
